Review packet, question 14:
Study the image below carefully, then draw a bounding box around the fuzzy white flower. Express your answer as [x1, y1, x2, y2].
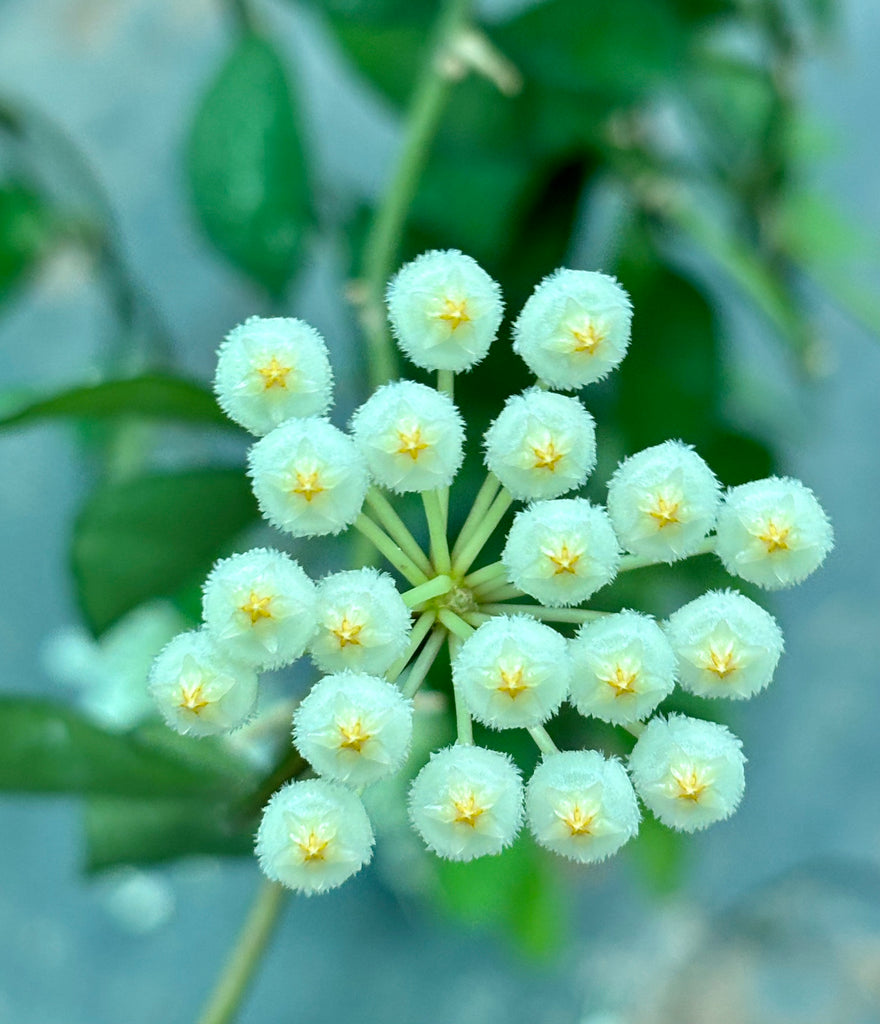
[214, 316, 333, 435]
[293, 671, 413, 786]
[607, 441, 721, 563]
[452, 615, 571, 729]
[350, 381, 465, 493]
[408, 744, 523, 861]
[664, 590, 784, 700]
[309, 568, 411, 675]
[513, 269, 632, 389]
[202, 549, 317, 669]
[569, 611, 676, 725]
[148, 630, 257, 737]
[502, 498, 620, 606]
[386, 249, 504, 372]
[256, 778, 374, 894]
[714, 476, 833, 589]
[526, 750, 640, 862]
[484, 389, 597, 500]
[629, 715, 746, 832]
[248, 417, 369, 537]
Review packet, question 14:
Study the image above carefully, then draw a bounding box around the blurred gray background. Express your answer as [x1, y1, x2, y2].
[1, 1, 879, 1022]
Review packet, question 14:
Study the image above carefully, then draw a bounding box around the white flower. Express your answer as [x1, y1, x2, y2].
[256, 778, 374, 894]
[148, 630, 258, 737]
[513, 269, 632, 389]
[202, 549, 317, 669]
[214, 316, 333, 435]
[309, 568, 411, 675]
[408, 744, 523, 861]
[606, 441, 721, 563]
[526, 750, 640, 862]
[628, 715, 746, 832]
[502, 498, 620, 606]
[293, 671, 413, 786]
[569, 611, 676, 725]
[386, 249, 504, 372]
[664, 590, 784, 700]
[452, 615, 571, 729]
[484, 389, 597, 500]
[714, 476, 834, 589]
[247, 417, 369, 537]
[349, 380, 465, 493]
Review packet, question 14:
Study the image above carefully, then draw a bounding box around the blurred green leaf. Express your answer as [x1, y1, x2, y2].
[83, 795, 253, 872]
[72, 468, 258, 636]
[433, 836, 569, 959]
[702, 429, 776, 487]
[0, 698, 256, 798]
[0, 180, 54, 302]
[187, 34, 311, 296]
[628, 812, 686, 894]
[0, 375, 233, 432]
[301, 0, 433, 23]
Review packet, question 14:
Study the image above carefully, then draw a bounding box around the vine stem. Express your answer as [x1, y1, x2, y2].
[364, 488, 433, 576]
[196, 880, 287, 1024]
[619, 535, 716, 572]
[353, 513, 430, 585]
[401, 574, 454, 609]
[401, 626, 447, 698]
[359, 0, 474, 387]
[386, 610, 436, 683]
[447, 633, 473, 745]
[451, 488, 514, 576]
[422, 488, 452, 574]
[450, 472, 501, 562]
[478, 604, 608, 625]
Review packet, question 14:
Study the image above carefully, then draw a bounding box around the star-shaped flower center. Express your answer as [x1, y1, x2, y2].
[570, 321, 604, 354]
[331, 616, 363, 648]
[705, 644, 738, 678]
[558, 803, 595, 836]
[296, 830, 329, 862]
[435, 297, 471, 331]
[178, 682, 210, 714]
[291, 469, 324, 502]
[338, 719, 371, 753]
[531, 438, 565, 471]
[601, 663, 639, 696]
[756, 519, 791, 553]
[240, 591, 273, 625]
[452, 793, 484, 827]
[671, 766, 709, 802]
[396, 425, 429, 461]
[256, 355, 293, 390]
[496, 664, 528, 699]
[546, 541, 581, 575]
[646, 494, 681, 529]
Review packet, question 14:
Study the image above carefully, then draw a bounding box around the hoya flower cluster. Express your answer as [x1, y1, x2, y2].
[149, 251, 833, 894]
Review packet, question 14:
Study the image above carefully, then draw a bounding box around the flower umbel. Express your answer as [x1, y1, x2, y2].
[148, 249, 832, 894]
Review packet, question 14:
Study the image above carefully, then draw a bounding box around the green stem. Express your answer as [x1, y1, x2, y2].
[386, 610, 436, 683]
[422, 489, 452, 574]
[619, 535, 716, 572]
[437, 369, 455, 398]
[462, 611, 491, 628]
[365, 488, 433, 576]
[353, 513, 430, 585]
[451, 472, 501, 562]
[475, 582, 523, 603]
[401, 574, 453, 609]
[437, 607, 475, 642]
[465, 560, 508, 591]
[196, 880, 287, 1024]
[451, 488, 514, 576]
[359, 0, 474, 387]
[478, 603, 608, 624]
[447, 634, 473, 745]
[527, 725, 559, 756]
[401, 626, 447, 698]
[623, 721, 646, 739]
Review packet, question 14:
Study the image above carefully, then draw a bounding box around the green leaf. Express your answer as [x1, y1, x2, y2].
[0, 375, 233, 432]
[0, 179, 54, 302]
[186, 34, 311, 296]
[0, 698, 257, 798]
[83, 795, 253, 872]
[72, 468, 258, 635]
[433, 836, 569, 959]
[301, 0, 434, 24]
[628, 813, 686, 894]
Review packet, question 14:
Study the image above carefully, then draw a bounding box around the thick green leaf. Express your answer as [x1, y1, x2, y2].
[83, 795, 253, 872]
[0, 375, 233, 431]
[0, 698, 257, 798]
[187, 34, 311, 296]
[0, 180, 54, 302]
[72, 468, 258, 635]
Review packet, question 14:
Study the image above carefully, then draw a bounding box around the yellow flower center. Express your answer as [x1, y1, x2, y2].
[531, 438, 565, 471]
[240, 591, 273, 625]
[338, 719, 371, 753]
[496, 664, 528, 699]
[570, 321, 604, 354]
[671, 766, 708, 803]
[291, 469, 324, 502]
[178, 682, 210, 715]
[256, 355, 292, 389]
[396, 425, 429, 461]
[601, 663, 639, 696]
[452, 793, 484, 827]
[559, 804, 596, 836]
[435, 297, 471, 331]
[546, 541, 581, 575]
[756, 519, 790, 553]
[297, 830, 329, 862]
[646, 494, 681, 529]
[331, 616, 363, 648]
[705, 645, 737, 678]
